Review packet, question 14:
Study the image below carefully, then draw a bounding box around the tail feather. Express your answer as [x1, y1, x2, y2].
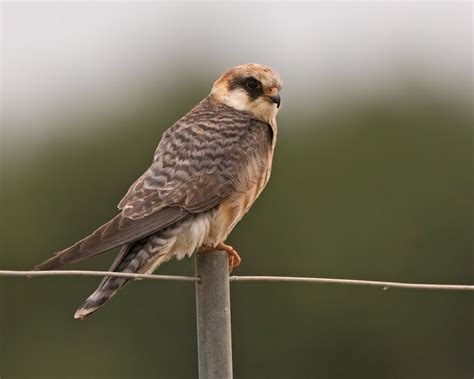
[73, 234, 173, 319]
[74, 276, 128, 319]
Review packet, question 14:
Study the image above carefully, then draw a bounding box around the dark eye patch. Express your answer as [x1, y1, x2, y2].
[227, 76, 263, 100]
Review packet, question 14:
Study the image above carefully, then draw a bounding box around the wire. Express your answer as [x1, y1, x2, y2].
[0, 270, 472, 291]
[0, 270, 197, 282]
[229, 275, 474, 291]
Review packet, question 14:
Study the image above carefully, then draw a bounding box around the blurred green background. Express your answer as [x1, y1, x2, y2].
[1, 2, 472, 379]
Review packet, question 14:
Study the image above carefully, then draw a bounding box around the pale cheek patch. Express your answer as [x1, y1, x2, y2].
[221, 89, 250, 112]
[216, 90, 278, 125]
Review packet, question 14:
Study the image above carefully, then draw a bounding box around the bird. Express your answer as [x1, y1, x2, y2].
[35, 63, 282, 319]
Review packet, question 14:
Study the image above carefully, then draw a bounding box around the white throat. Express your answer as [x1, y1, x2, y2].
[211, 87, 279, 129]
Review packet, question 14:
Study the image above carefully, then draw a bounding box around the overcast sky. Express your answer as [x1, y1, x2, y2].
[1, 2, 471, 140]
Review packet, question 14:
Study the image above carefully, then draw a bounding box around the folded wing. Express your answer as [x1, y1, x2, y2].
[35, 206, 188, 270]
[35, 97, 269, 271]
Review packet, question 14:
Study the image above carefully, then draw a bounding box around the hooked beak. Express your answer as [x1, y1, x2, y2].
[265, 86, 281, 108]
[269, 93, 281, 108]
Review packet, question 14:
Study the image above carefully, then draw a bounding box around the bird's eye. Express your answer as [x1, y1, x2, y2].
[246, 78, 260, 90]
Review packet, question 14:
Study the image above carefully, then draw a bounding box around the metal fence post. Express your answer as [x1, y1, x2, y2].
[195, 251, 233, 379]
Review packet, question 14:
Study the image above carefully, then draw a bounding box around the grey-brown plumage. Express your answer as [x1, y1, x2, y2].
[35, 63, 282, 319]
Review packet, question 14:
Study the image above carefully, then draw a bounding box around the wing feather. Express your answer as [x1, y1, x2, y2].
[35, 96, 273, 270]
[118, 97, 263, 219]
[35, 207, 188, 270]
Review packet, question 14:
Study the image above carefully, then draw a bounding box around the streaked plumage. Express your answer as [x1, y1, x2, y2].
[35, 63, 282, 319]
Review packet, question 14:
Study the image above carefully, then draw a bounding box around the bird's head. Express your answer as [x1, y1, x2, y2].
[211, 63, 282, 126]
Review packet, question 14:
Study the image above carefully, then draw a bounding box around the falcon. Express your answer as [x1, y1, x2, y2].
[35, 63, 282, 319]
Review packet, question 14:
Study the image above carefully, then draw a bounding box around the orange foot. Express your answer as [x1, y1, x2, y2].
[200, 242, 242, 272]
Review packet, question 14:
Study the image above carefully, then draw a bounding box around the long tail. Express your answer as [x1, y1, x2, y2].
[74, 233, 174, 319]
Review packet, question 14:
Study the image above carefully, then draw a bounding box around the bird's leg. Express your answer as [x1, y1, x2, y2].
[199, 242, 242, 272]
[217, 242, 242, 271]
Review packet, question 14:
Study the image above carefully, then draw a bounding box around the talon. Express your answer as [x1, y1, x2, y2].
[199, 242, 241, 272]
[216, 242, 241, 272]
